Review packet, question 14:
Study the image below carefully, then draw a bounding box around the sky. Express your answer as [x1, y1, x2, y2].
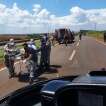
[0, 0, 106, 34]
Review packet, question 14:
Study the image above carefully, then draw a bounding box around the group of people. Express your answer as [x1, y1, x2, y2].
[4, 34, 51, 84]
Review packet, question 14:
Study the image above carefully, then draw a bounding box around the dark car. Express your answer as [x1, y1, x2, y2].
[0, 70, 106, 106]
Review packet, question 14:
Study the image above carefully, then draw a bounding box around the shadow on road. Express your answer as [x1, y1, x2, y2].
[33, 77, 48, 83]
[50, 65, 62, 68]
[18, 72, 29, 82]
[17, 65, 62, 83]
[44, 65, 62, 74]
[18, 74, 48, 83]
[17, 72, 48, 83]
[59, 41, 75, 45]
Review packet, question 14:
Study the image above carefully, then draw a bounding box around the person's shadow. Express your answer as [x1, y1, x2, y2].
[17, 64, 62, 83]
[44, 65, 62, 74]
[17, 71, 48, 83]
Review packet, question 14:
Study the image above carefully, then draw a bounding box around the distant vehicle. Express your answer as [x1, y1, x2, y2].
[54, 28, 75, 44]
[0, 70, 106, 106]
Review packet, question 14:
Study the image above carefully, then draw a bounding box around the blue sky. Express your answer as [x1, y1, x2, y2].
[0, 0, 106, 16]
[0, 0, 106, 33]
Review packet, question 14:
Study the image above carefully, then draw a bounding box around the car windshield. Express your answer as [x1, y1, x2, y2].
[0, 0, 106, 99]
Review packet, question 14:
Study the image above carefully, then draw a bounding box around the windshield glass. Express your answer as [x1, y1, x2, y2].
[0, 0, 106, 99]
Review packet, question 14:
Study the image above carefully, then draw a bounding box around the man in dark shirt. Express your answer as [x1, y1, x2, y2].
[46, 37, 51, 69]
[40, 35, 51, 70]
[23, 43, 38, 84]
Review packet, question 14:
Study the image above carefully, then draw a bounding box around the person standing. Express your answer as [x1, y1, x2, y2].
[46, 37, 51, 69]
[4, 38, 17, 78]
[40, 35, 47, 70]
[40, 34, 51, 70]
[28, 39, 38, 65]
[64, 31, 68, 46]
[23, 43, 39, 84]
[79, 32, 82, 40]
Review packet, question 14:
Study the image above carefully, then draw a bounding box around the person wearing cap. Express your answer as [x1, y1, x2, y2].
[4, 38, 17, 78]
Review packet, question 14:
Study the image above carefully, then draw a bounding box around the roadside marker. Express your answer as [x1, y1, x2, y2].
[69, 50, 76, 61]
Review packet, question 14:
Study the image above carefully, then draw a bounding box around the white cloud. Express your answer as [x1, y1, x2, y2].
[33, 4, 41, 14]
[37, 9, 50, 19]
[0, 3, 106, 34]
[51, 6, 106, 30]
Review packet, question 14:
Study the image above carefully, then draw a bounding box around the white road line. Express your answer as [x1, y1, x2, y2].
[76, 42, 79, 47]
[69, 50, 76, 61]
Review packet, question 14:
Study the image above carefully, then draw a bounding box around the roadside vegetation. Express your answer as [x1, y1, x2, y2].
[80, 30, 105, 41]
[87, 31, 104, 40]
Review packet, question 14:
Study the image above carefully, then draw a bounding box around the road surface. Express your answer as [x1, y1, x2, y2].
[0, 36, 106, 98]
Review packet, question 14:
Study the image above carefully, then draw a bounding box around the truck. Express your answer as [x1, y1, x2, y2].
[54, 28, 75, 44]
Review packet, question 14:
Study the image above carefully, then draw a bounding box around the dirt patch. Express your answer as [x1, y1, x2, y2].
[0, 62, 5, 69]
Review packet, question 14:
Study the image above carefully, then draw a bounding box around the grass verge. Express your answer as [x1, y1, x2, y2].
[87, 31, 104, 41]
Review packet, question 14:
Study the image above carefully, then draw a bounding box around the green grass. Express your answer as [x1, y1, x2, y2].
[0, 39, 41, 63]
[17, 39, 41, 49]
[35, 39, 41, 48]
[0, 48, 4, 62]
[87, 31, 104, 40]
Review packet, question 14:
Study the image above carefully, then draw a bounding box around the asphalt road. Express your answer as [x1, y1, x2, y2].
[0, 36, 106, 98]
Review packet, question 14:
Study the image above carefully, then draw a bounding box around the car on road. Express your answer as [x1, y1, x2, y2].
[0, 70, 106, 106]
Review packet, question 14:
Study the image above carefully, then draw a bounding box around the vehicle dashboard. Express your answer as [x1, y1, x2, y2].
[1, 72, 106, 106]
